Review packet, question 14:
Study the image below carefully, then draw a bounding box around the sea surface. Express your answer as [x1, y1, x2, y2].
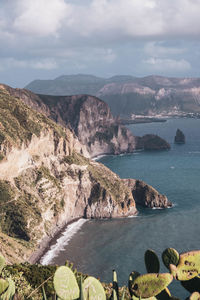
[41, 118, 200, 298]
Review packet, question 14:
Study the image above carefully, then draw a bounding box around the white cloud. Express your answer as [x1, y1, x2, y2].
[13, 0, 71, 36]
[143, 57, 191, 72]
[0, 58, 58, 71]
[144, 42, 186, 57]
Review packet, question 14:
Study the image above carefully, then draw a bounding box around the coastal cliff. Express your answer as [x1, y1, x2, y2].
[0, 87, 136, 263]
[124, 179, 172, 208]
[1, 85, 136, 158]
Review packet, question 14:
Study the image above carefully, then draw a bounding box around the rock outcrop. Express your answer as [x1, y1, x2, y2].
[174, 129, 185, 144]
[136, 134, 171, 151]
[2, 85, 136, 158]
[123, 179, 172, 208]
[0, 87, 137, 263]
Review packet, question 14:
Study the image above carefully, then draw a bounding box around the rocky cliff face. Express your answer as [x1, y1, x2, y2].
[2, 85, 137, 158]
[0, 86, 137, 263]
[124, 179, 172, 208]
[0, 85, 171, 264]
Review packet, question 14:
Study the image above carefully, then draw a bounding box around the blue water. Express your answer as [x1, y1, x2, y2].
[50, 118, 200, 299]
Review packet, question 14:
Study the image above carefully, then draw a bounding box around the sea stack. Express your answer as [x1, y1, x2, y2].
[174, 129, 185, 144]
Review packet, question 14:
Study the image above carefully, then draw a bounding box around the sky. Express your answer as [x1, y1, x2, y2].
[0, 0, 200, 87]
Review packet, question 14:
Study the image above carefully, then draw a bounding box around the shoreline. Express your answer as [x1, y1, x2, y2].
[28, 217, 83, 264]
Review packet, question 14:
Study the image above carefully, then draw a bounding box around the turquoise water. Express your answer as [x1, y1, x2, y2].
[49, 118, 200, 298]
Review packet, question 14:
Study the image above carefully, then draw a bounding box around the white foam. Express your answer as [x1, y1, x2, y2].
[40, 218, 88, 265]
[170, 166, 175, 169]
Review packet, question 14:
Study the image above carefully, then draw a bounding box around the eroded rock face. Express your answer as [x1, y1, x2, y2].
[123, 179, 172, 208]
[0, 86, 137, 263]
[2, 86, 137, 158]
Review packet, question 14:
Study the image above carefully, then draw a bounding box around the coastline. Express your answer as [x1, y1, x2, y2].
[28, 217, 84, 264]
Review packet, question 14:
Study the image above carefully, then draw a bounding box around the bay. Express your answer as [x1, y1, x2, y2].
[43, 118, 200, 298]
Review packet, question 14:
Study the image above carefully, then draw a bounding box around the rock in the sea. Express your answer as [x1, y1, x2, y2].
[174, 129, 185, 144]
[136, 134, 170, 151]
[123, 179, 172, 208]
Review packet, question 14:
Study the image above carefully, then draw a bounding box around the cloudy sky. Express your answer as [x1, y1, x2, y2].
[0, 0, 200, 87]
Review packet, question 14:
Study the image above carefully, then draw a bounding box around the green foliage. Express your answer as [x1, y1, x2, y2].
[0, 88, 65, 148]
[145, 249, 160, 273]
[53, 266, 80, 300]
[162, 248, 180, 270]
[62, 152, 89, 166]
[0, 278, 15, 300]
[129, 273, 173, 299]
[169, 250, 200, 281]
[83, 276, 106, 300]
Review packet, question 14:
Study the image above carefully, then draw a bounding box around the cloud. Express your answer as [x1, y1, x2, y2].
[143, 57, 191, 72]
[0, 58, 58, 71]
[144, 42, 186, 57]
[13, 0, 71, 36]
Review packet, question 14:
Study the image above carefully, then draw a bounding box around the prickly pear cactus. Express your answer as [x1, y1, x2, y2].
[162, 248, 179, 270]
[83, 276, 106, 300]
[0, 278, 15, 300]
[0, 279, 9, 296]
[128, 271, 140, 297]
[53, 266, 80, 300]
[129, 273, 173, 299]
[189, 292, 200, 300]
[0, 255, 5, 276]
[181, 276, 200, 293]
[169, 250, 200, 281]
[145, 249, 160, 273]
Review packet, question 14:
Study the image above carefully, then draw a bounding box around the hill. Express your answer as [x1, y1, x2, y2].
[25, 74, 200, 118]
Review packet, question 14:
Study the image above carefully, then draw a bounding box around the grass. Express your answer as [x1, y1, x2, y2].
[0, 88, 66, 148]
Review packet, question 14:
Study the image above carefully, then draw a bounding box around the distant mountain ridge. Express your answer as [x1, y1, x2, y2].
[25, 74, 200, 117]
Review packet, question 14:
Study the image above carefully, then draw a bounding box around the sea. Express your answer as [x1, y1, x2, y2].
[41, 118, 200, 299]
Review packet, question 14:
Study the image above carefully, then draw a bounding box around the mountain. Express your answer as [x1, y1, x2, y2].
[2, 85, 136, 157]
[0, 84, 170, 264]
[25, 74, 200, 117]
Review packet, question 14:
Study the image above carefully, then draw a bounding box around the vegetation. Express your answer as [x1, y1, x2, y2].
[0, 88, 65, 149]
[62, 152, 89, 166]
[0, 247, 200, 299]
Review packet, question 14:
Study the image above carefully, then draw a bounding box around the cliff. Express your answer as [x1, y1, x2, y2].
[0, 86, 137, 263]
[25, 74, 200, 118]
[1, 85, 136, 158]
[124, 179, 172, 208]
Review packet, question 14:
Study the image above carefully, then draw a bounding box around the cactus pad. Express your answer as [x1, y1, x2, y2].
[162, 248, 179, 270]
[169, 250, 200, 281]
[129, 273, 173, 298]
[145, 249, 160, 273]
[83, 276, 106, 300]
[189, 292, 200, 300]
[181, 276, 200, 293]
[128, 271, 140, 296]
[53, 266, 79, 300]
[1, 278, 15, 300]
[0, 279, 9, 296]
[0, 255, 5, 275]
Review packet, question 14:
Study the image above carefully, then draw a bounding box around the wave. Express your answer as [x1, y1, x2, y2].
[40, 218, 88, 265]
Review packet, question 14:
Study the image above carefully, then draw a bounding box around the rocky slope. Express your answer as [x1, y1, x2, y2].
[2, 85, 137, 157]
[0, 86, 137, 264]
[124, 179, 172, 208]
[0, 85, 171, 265]
[25, 74, 200, 117]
